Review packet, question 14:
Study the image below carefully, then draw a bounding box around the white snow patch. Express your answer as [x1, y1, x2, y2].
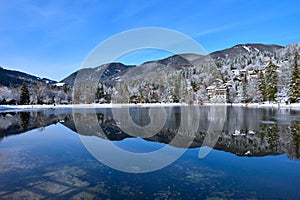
[1, 103, 300, 112]
[242, 45, 251, 52]
[233, 130, 240, 136]
[54, 82, 65, 87]
[249, 130, 255, 135]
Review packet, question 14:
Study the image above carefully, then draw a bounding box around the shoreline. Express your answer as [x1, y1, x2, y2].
[1, 102, 300, 112]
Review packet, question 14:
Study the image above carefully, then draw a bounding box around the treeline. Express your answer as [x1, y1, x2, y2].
[256, 51, 300, 103]
[0, 82, 72, 105]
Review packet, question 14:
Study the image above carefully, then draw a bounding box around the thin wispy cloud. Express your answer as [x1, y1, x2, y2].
[0, 2, 80, 33]
[194, 23, 238, 37]
[111, 1, 157, 23]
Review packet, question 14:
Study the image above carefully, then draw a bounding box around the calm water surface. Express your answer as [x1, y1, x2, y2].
[0, 106, 300, 199]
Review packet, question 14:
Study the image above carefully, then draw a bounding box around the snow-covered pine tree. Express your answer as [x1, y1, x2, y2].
[173, 74, 181, 102]
[20, 82, 30, 105]
[242, 75, 249, 103]
[289, 51, 300, 103]
[226, 87, 236, 104]
[258, 70, 267, 102]
[265, 61, 278, 102]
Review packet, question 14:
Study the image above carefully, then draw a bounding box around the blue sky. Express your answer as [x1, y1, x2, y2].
[0, 0, 300, 81]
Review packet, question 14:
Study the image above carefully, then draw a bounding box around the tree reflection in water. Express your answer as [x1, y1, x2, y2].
[20, 112, 30, 131]
[0, 107, 299, 159]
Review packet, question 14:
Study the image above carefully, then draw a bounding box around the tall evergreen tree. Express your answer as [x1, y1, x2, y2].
[96, 83, 105, 99]
[20, 82, 30, 105]
[242, 75, 249, 103]
[226, 86, 236, 105]
[289, 51, 300, 103]
[258, 70, 267, 102]
[265, 61, 278, 102]
[174, 75, 181, 102]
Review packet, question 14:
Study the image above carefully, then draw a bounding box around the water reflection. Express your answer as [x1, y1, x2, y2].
[0, 107, 300, 159]
[0, 110, 65, 140]
[20, 112, 30, 131]
[1, 107, 300, 199]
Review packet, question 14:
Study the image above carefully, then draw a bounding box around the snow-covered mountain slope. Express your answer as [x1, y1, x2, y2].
[209, 43, 283, 59]
[0, 67, 57, 87]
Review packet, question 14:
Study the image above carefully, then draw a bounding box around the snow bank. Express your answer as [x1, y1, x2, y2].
[1, 102, 300, 112]
[223, 102, 300, 109]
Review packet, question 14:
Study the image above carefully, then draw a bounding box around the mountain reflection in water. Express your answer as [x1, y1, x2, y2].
[1, 106, 300, 159]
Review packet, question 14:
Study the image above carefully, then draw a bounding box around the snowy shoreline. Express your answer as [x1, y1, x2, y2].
[1, 102, 300, 112]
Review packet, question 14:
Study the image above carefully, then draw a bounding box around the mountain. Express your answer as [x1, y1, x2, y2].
[0, 67, 57, 87]
[61, 43, 284, 87]
[0, 67, 71, 105]
[61, 53, 217, 88]
[61, 62, 135, 87]
[209, 43, 283, 59]
[0, 43, 287, 88]
[1, 42, 299, 104]
[59, 42, 296, 104]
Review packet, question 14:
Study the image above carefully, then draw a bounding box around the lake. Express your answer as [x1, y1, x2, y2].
[0, 106, 300, 199]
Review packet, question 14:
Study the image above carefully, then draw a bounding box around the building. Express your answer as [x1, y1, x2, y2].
[206, 79, 227, 103]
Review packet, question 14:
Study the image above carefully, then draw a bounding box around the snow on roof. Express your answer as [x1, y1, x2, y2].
[206, 86, 216, 90]
[215, 78, 224, 83]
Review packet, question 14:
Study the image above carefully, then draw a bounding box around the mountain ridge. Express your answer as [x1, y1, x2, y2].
[209, 43, 283, 59]
[0, 67, 57, 87]
[60, 43, 285, 88]
[0, 43, 286, 86]
[0, 42, 298, 105]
